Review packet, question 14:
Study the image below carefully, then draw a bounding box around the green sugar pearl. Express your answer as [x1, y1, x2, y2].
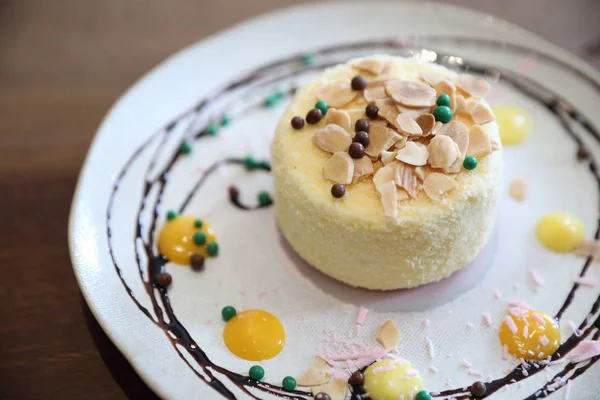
[221, 114, 232, 126]
[221, 306, 236, 321]
[193, 231, 206, 245]
[433, 105, 453, 123]
[194, 219, 203, 228]
[415, 390, 431, 400]
[258, 191, 272, 207]
[166, 210, 178, 220]
[463, 156, 478, 170]
[315, 100, 329, 116]
[249, 365, 265, 381]
[282, 376, 297, 391]
[436, 94, 451, 107]
[207, 123, 219, 136]
[179, 141, 192, 155]
[207, 242, 219, 257]
[301, 52, 315, 65]
[243, 156, 257, 170]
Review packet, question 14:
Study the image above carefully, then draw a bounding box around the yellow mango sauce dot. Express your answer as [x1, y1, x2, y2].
[536, 212, 585, 253]
[363, 359, 423, 400]
[492, 105, 532, 145]
[498, 309, 560, 360]
[157, 216, 216, 264]
[223, 310, 285, 361]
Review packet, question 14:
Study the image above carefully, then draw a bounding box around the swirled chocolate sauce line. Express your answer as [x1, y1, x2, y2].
[104, 38, 600, 400]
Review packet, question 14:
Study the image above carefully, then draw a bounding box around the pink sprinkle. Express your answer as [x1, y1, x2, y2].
[217, 281, 223, 287]
[257, 291, 268, 299]
[540, 335, 550, 347]
[237, 289, 245, 295]
[495, 288, 502, 299]
[569, 340, 600, 363]
[483, 312, 493, 326]
[523, 325, 529, 338]
[508, 299, 531, 309]
[429, 366, 438, 374]
[575, 276, 597, 287]
[564, 380, 572, 400]
[461, 358, 472, 368]
[532, 312, 545, 325]
[568, 320, 582, 336]
[332, 370, 349, 379]
[204, 320, 213, 325]
[422, 318, 431, 328]
[356, 307, 369, 325]
[530, 269, 545, 286]
[372, 364, 397, 374]
[354, 325, 360, 336]
[468, 369, 483, 377]
[504, 316, 518, 334]
[406, 369, 419, 377]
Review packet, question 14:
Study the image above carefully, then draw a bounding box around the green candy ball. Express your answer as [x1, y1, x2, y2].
[436, 94, 451, 107]
[207, 242, 219, 257]
[221, 114, 232, 126]
[193, 231, 206, 245]
[258, 191, 272, 206]
[249, 365, 265, 381]
[301, 52, 315, 66]
[244, 156, 256, 170]
[282, 376, 296, 391]
[415, 390, 431, 400]
[166, 210, 178, 220]
[221, 306, 236, 321]
[179, 141, 192, 155]
[194, 219, 203, 228]
[207, 123, 219, 136]
[433, 105, 453, 123]
[315, 100, 329, 116]
[463, 156, 478, 170]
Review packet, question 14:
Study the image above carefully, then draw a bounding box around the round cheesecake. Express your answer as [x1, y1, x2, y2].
[271, 55, 503, 290]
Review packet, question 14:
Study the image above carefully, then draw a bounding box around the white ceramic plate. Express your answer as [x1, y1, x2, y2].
[69, 2, 600, 399]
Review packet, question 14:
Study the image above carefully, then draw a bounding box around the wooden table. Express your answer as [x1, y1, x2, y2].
[1, 1, 598, 399]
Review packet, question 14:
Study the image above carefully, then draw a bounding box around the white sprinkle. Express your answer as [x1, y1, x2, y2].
[564, 380, 572, 400]
[522, 368, 529, 376]
[422, 318, 431, 328]
[574, 276, 597, 287]
[483, 312, 493, 327]
[532, 312, 545, 325]
[429, 366, 438, 374]
[530, 268, 545, 286]
[505, 316, 518, 334]
[445, 378, 453, 387]
[540, 335, 549, 346]
[502, 344, 509, 359]
[568, 320, 582, 337]
[406, 369, 419, 377]
[495, 288, 502, 299]
[523, 324, 529, 338]
[461, 358, 472, 368]
[426, 337, 435, 359]
[468, 369, 483, 377]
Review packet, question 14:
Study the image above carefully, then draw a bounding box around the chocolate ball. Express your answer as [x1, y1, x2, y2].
[354, 131, 370, 147]
[190, 254, 205, 271]
[331, 184, 346, 198]
[155, 272, 172, 288]
[291, 116, 305, 130]
[365, 103, 379, 119]
[577, 147, 588, 161]
[349, 142, 365, 159]
[348, 371, 364, 386]
[471, 381, 487, 397]
[355, 118, 369, 132]
[306, 108, 323, 124]
[314, 393, 331, 400]
[351, 75, 368, 91]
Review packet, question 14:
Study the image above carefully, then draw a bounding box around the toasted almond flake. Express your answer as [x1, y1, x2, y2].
[416, 113, 435, 135]
[384, 107, 400, 126]
[396, 104, 431, 119]
[373, 161, 398, 187]
[351, 58, 385, 75]
[318, 79, 358, 108]
[420, 71, 451, 87]
[377, 181, 398, 217]
[434, 80, 457, 112]
[323, 152, 354, 184]
[427, 135, 460, 169]
[346, 109, 366, 131]
[372, 160, 383, 173]
[397, 188, 409, 201]
[385, 79, 437, 107]
[414, 166, 431, 181]
[395, 141, 429, 166]
[423, 172, 458, 199]
[366, 125, 402, 157]
[395, 162, 420, 198]
[467, 125, 492, 157]
[396, 113, 423, 136]
[352, 156, 374, 183]
[393, 136, 408, 150]
[377, 320, 401, 349]
[508, 177, 527, 201]
[456, 75, 491, 97]
[574, 240, 600, 260]
[438, 121, 469, 156]
[431, 121, 443, 135]
[297, 357, 332, 386]
[491, 138, 501, 151]
[375, 97, 395, 119]
[455, 94, 467, 112]
[471, 102, 496, 124]
[364, 85, 388, 102]
[324, 109, 352, 134]
[370, 119, 388, 127]
[381, 150, 398, 165]
[311, 379, 348, 400]
[312, 124, 352, 153]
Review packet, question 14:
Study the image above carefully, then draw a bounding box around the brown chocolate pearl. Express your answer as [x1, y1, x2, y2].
[156, 272, 172, 288]
[291, 116, 305, 130]
[190, 254, 205, 271]
[351, 75, 368, 91]
[331, 184, 346, 198]
[355, 118, 369, 132]
[228, 186, 240, 198]
[470, 381, 487, 397]
[314, 393, 331, 400]
[577, 147, 589, 161]
[365, 103, 379, 119]
[306, 108, 323, 124]
[348, 371, 364, 386]
[354, 131, 370, 147]
[349, 142, 365, 159]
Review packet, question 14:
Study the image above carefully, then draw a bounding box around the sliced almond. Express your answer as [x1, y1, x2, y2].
[372, 160, 383, 173]
[376, 320, 401, 349]
[365, 125, 402, 157]
[380, 60, 393, 74]
[393, 136, 408, 150]
[395, 141, 429, 166]
[318, 79, 358, 108]
[375, 97, 395, 119]
[351, 58, 385, 75]
[420, 71, 451, 87]
[464, 97, 480, 114]
[427, 135, 460, 169]
[397, 188, 409, 201]
[370, 119, 388, 127]
[574, 241, 600, 260]
[384, 107, 400, 126]
[312, 124, 352, 153]
[415, 166, 431, 181]
[491, 138, 501, 151]
[381, 150, 398, 165]
[434, 80, 457, 112]
[396, 114, 423, 136]
[508, 177, 527, 202]
[396, 104, 431, 119]
[296, 357, 331, 387]
[385, 80, 437, 107]
[444, 155, 464, 174]
[311, 379, 348, 400]
[352, 156, 374, 182]
[456, 75, 491, 97]
[416, 113, 436, 135]
[364, 85, 388, 102]
[373, 161, 398, 187]
[323, 152, 354, 184]
[395, 162, 420, 198]
[347, 109, 366, 130]
[467, 125, 492, 157]
[470, 103, 496, 125]
[324, 109, 352, 134]
[377, 181, 398, 218]
[423, 172, 458, 200]
[431, 121, 443, 135]
[455, 95, 467, 112]
[437, 121, 469, 156]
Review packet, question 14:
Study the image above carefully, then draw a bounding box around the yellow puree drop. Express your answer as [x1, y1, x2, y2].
[223, 310, 285, 361]
[536, 212, 585, 253]
[499, 309, 560, 360]
[157, 216, 216, 264]
[363, 359, 423, 400]
[492, 105, 532, 145]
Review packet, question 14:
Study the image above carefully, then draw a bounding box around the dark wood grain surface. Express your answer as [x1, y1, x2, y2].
[0, 1, 598, 399]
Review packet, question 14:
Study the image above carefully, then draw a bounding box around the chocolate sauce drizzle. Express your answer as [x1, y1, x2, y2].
[104, 37, 600, 399]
